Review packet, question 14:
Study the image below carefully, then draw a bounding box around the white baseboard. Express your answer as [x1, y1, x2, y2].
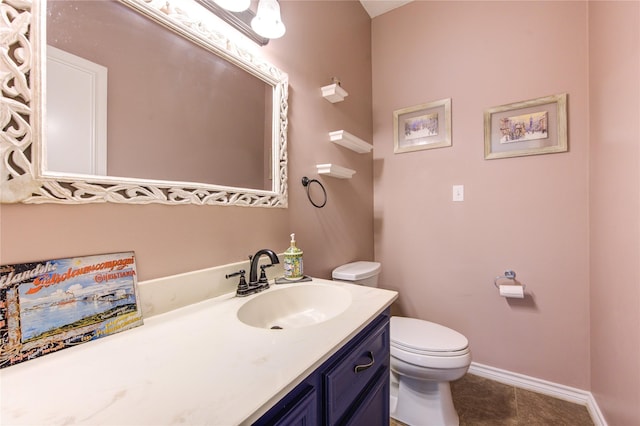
[468, 362, 607, 426]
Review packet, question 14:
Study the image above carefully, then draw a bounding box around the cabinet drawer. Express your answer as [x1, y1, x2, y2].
[324, 319, 390, 424]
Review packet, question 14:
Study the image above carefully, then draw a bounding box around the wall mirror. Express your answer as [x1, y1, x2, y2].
[0, 0, 288, 207]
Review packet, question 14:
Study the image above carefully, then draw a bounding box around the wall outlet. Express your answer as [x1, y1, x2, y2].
[453, 185, 464, 202]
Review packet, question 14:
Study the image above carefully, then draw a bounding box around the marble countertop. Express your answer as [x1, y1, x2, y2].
[0, 278, 397, 425]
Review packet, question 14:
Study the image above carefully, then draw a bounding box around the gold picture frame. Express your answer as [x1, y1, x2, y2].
[394, 98, 452, 154]
[484, 93, 568, 160]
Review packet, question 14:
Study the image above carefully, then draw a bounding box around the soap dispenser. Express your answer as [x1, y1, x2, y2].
[283, 233, 304, 280]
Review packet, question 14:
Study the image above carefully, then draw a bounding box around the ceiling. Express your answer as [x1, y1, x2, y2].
[359, 0, 413, 18]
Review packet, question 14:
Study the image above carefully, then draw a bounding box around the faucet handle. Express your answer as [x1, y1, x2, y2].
[225, 269, 246, 279]
[226, 269, 249, 295]
[258, 264, 274, 286]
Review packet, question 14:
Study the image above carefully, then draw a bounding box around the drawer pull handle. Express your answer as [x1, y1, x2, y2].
[354, 351, 375, 373]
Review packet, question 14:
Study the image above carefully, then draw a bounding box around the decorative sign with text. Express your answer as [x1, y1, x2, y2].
[0, 252, 143, 369]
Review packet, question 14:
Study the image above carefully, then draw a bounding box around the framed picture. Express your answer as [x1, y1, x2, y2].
[484, 93, 568, 160]
[394, 98, 452, 154]
[0, 252, 143, 369]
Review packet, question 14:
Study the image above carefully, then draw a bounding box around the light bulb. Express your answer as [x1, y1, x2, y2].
[251, 0, 286, 39]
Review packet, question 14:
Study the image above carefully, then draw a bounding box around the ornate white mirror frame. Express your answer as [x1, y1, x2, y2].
[0, 0, 288, 207]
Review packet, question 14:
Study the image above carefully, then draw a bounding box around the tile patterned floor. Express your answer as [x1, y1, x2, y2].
[390, 373, 594, 426]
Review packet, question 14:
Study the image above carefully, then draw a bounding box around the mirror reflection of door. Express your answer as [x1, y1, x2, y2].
[46, 45, 108, 176]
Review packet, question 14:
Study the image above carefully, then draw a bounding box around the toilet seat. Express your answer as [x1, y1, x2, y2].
[391, 344, 471, 370]
[391, 316, 469, 357]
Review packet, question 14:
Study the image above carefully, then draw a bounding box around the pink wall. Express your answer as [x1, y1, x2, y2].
[0, 2, 373, 281]
[264, 1, 375, 278]
[372, 1, 591, 389]
[589, 2, 640, 424]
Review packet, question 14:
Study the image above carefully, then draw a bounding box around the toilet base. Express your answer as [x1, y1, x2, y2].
[390, 372, 459, 426]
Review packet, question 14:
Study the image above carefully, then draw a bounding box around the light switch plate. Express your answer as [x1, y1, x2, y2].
[453, 185, 464, 201]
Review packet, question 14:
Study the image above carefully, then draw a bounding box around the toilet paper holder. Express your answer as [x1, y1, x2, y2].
[493, 270, 525, 290]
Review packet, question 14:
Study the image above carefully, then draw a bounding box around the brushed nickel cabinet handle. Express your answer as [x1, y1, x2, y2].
[354, 351, 375, 373]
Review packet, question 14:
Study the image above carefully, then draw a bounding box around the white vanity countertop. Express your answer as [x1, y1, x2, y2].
[0, 278, 397, 425]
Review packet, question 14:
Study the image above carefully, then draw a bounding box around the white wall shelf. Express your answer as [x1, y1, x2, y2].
[329, 130, 373, 154]
[316, 164, 356, 179]
[321, 83, 349, 103]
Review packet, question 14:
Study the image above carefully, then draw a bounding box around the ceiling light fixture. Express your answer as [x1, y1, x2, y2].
[213, 0, 250, 12]
[251, 0, 286, 39]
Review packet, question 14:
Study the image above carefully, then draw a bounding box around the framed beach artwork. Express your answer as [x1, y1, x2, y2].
[394, 98, 452, 154]
[484, 93, 568, 160]
[0, 252, 143, 368]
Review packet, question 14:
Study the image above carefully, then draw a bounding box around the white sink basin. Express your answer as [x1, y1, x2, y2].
[237, 284, 352, 329]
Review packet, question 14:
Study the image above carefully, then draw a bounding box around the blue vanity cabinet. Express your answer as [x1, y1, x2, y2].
[254, 309, 390, 426]
[323, 315, 390, 426]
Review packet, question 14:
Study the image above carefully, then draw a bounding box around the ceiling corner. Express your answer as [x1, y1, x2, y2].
[359, 1, 414, 18]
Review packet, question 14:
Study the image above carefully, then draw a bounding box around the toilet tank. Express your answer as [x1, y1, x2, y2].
[332, 261, 381, 287]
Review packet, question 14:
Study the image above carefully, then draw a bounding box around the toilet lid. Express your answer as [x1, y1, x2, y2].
[391, 316, 468, 353]
[332, 261, 381, 281]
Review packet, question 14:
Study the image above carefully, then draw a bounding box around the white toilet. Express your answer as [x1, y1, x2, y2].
[332, 261, 472, 426]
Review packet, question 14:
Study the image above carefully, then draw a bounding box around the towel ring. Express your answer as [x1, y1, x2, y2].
[302, 176, 327, 208]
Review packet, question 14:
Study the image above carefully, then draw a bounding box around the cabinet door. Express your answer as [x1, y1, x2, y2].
[254, 385, 317, 426]
[343, 367, 390, 426]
